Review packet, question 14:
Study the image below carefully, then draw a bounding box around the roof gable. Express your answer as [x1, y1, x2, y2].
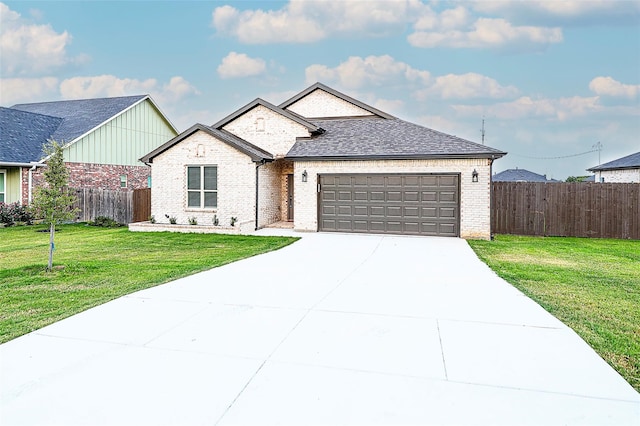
[587, 151, 640, 171]
[211, 98, 320, 133]
[140, 124, 273, 164]
[11, 95, 149, 144]
[0, 107, 63, 164]
[286, 116, 506, 160]
[279, 82, 395, 119]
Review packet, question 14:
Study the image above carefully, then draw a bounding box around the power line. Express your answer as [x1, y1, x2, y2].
[508, 149, 599, 160]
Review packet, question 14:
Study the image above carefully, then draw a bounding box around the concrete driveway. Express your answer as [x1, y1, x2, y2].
[1, 231, 638, 425]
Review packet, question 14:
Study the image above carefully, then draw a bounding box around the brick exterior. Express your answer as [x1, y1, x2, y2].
[285, 89, 374, 118]
[595, 168, 640, 183]
[292, 159, 493, 239]
[150, 130, 257, 227]
[221, 105, 311, 157]
[20, 162, 150, 205]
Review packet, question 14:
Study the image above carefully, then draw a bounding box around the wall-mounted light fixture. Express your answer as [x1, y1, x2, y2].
[302, 170, 308, 182]
[472, 169, 479, 183]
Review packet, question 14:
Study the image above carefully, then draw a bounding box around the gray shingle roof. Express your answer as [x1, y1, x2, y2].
[493, 168, 555, 182]
[0, 107, 62, 163]
[285, 117, 506, 160]
[140, 124, 274, 164]
[587, 151, 640, 171]
[11, 95, 146, 144]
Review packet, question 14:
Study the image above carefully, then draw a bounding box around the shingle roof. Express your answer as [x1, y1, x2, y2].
[493, 168, 554, 182]
[285, 116, 506, 160]
[0, 107, 63, 163]
[11, 95, 147, 144]
[140, 123, 274, 164]
[587, 151, 640, 171]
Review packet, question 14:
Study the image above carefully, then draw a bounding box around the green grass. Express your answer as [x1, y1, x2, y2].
[468, 235, 640, 392]
[0, 224, 298, 344]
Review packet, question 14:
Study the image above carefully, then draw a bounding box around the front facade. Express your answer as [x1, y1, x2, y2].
[587, 151, 640, 183]
[0, 95, 178, 205]
[142, 83, 506, 239]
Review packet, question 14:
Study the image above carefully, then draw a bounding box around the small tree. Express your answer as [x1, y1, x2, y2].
[31, 140, 78, 271]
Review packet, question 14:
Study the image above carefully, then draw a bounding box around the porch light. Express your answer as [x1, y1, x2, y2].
[302, 170, 308, 182]
[472, 169, 479, 182]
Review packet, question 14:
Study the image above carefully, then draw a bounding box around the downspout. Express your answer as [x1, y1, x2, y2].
[255, 160, 267, 231]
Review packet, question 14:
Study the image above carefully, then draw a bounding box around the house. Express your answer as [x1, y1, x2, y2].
[493, 168, 558, 182]
[0, 95, 178, 205]
[587, 151, 640, 183]
[140, 83, 506, 239]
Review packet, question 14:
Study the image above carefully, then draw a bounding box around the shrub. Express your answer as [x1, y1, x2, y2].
[188, 216, 198, 225]
[89, 216, 123, 228]
[0, 202, 35, 226]
[230, 216, 238, 227]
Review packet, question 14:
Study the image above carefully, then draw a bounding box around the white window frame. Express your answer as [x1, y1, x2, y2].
[119, 174, 127, 189]
[186, 165, 217, 210]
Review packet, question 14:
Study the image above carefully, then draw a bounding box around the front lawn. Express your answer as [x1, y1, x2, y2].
[468, 235, 640, 392]
[0, 224, 297, 344]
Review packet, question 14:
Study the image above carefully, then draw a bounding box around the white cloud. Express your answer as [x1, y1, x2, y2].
[420, 73, 519, 100]
[452, 95, 601, 121]
[0, 2, 87, 77]
[59, 75, 198, 105]
[0, 77, 58, 105]
[589, 76, 639, 99]
[373, 98, 404, 115]
[305, 55, 431, 89]
[217, 52, 267, 79]
[408, 17, 562, 50]
[211, 0, 424, 44]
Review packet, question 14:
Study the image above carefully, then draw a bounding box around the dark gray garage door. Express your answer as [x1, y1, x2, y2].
[319, 174, 459, 237]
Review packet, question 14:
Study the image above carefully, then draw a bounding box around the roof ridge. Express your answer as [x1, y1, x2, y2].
[11, 94, 147, 108]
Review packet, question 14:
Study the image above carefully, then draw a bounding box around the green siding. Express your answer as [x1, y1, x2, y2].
[64, 99, 177, 166]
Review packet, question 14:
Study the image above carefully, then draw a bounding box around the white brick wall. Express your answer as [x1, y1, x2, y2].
[595, 168, 640, 183]
[222, 105, 310, 157]
[151, 130, 256, 227]
[292, 159, 493, 239]
[285, 89, 374, 118]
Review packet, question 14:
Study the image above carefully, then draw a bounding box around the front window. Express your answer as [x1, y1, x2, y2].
[187, 166, 217, 209]
[0, 170, 5, 203]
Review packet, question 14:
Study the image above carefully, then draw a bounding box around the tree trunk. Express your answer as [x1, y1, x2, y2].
[48, 222, 54, 272]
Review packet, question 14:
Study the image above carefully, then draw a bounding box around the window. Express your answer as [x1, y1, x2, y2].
[0, 170, 5, 203]
[187, 166, 217, 209]
[120, 175, 127, 189]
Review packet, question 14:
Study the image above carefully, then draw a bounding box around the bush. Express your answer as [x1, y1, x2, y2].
[0, 202, 35, 226]
[89, 216, 123, 228]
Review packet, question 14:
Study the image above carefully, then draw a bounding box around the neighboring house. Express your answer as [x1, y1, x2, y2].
[141, 83, 506, 239]
[587, 151, 640, 183]
[493, 168, 558, 182]
[0, 95, 178, 205]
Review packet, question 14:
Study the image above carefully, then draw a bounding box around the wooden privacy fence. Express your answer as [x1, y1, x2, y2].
[492, 182, 640, 239]
[73, 188, 151, 224]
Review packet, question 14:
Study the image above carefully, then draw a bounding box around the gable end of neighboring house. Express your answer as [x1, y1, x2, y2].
[140, 82, 506, 239]
[0, 96, 178, 205]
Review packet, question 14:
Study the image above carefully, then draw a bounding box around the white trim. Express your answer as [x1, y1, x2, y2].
[0, 169, 6, 203]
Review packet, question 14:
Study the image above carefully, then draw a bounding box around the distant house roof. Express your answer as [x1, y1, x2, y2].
[587, 151, 640, 171]
[140, 123, 274, 164]
[1, 95, 165, 165]
[493, 168, 556, 182]
[285, 116, 506, 161]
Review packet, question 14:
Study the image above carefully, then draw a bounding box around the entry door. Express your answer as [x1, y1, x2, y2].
[287, 174, 294, 221]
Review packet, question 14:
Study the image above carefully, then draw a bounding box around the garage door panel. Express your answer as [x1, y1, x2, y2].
[319, 174, 459, 237]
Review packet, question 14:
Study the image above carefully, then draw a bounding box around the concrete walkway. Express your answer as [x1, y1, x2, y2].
[1, 231, 638, 425]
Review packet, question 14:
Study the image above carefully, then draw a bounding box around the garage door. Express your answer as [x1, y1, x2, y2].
[319, 174, 459, 237]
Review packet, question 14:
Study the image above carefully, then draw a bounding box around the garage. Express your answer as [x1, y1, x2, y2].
[318, 173, 459, 237]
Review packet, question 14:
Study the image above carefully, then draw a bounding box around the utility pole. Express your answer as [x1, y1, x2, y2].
[593, 141, 603, 165]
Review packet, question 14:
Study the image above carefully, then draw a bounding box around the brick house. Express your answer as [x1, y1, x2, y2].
[0, 95, 178, 205]
[141, 83, 506, 239]
[587, 151, 640, 183]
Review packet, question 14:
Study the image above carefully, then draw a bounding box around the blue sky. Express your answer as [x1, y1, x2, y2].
[1, 0, 638, 179]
